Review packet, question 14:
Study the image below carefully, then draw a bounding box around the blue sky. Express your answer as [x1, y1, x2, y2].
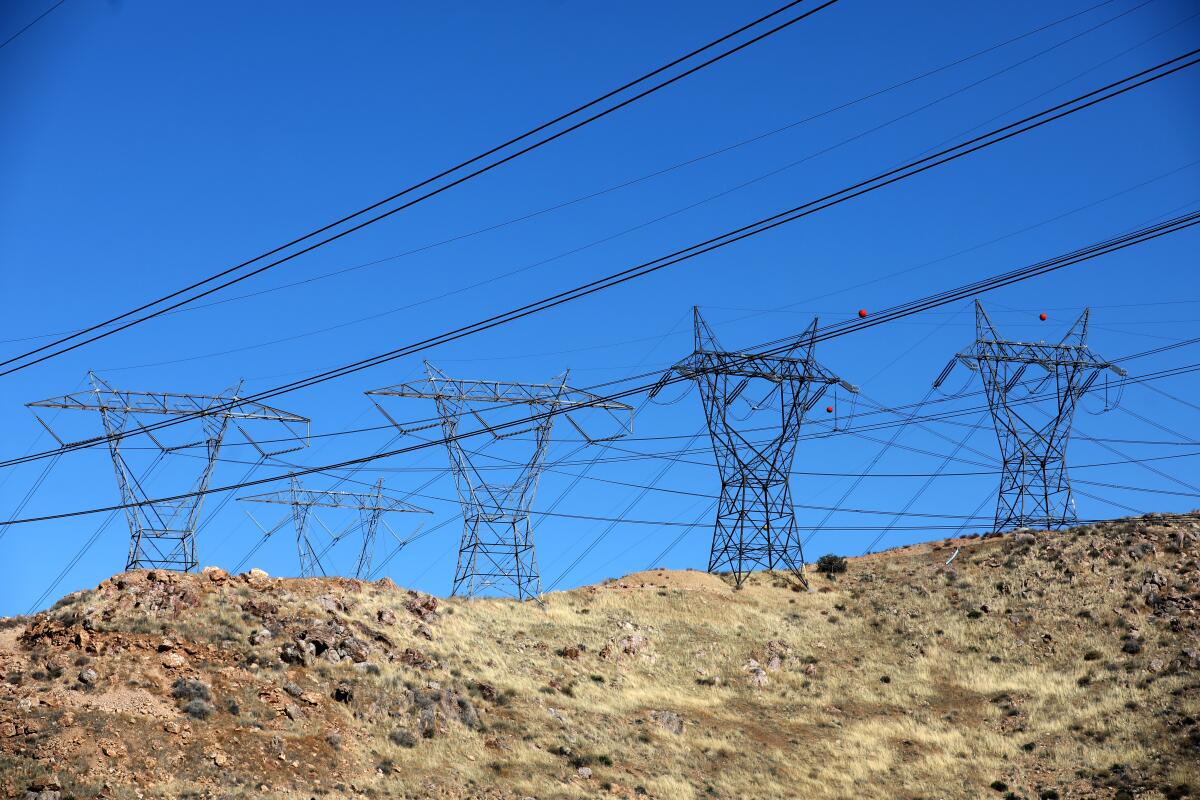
[1, 0, 1198, 615]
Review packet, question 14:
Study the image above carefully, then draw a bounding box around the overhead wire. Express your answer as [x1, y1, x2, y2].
[2, 0, 1133, 349]
[5, 48, 1198, 473]
[0, 0, 842, 376]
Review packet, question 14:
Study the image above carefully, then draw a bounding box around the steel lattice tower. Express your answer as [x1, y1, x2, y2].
[27, 372, 309, 572]
[654, 309, 857, 588]
[239, 478, 432, 578]
[933, 301, 1125, 532]
[367, 362, 632, 600]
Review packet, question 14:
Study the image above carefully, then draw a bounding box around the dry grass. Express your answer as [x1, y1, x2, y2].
[0, 515, 1197, 799]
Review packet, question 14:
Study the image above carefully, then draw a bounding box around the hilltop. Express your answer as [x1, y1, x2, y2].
[1, 514, 1197, 800]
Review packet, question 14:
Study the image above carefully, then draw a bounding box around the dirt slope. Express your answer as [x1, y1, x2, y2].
[1, 514, 1198, 800]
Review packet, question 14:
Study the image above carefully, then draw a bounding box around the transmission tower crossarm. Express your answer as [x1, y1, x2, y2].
[238, 487, 431, 515]
[27, 388, 308, 423]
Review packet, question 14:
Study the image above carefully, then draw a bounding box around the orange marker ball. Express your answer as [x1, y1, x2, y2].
[1039, 313, 1048, 321]
[826, 405, 834, 413]
[858, 309, 868, 318]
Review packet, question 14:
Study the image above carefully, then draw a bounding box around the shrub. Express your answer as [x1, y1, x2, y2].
[171, 678, 211, 702]
[814, 554, 848, 577]
[182, 699, 214, 719]
[389, 729, 418, 748]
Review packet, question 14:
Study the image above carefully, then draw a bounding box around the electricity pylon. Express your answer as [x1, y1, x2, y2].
[933, 301, 1125, 532]
[653, 308, 858, 588]
[238, 478, 432, 579]
[366, 362, 633, 600]
[27, 372, 309, 572]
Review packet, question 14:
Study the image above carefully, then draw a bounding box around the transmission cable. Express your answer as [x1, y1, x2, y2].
[7, 218, 1200, 535]
[7, 52, 1199, 473]
[0, 0, 841, 376]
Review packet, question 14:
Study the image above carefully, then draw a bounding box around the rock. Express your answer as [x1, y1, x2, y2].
[77, 668, 98, 686]
[377, 608, 396, 625]
[601, 631, 650, 660]
[201, 566, 228, 582]
[249, 628, 273, 645]
[1148, 658, 1165, 673]
[1013, 533, 1037, 546]
[163, 721, 181, 734]
[577, 766, 593, 779]
[619, 632, 648, 655]
[157, 638, 175, 652]
[649, 709, 684, 735]
[333, 682, 354, 704]
[743, 659, 768, 687]
[405, 594, 438, 621]
[560, 645, 582, 660]
[415, 624, 434, 641]
[279, 644, 308, 666]
[400, 648, 436, 670]
[248, 568, 269, 579]
[160, 652, 186, 669]
[316, 595, 344, 614]
[340, 637, 371, 663]
[476, 682, 498, 702]
[285, 704, 303, 721]
[1, 721, 16, 737]
[417, 705, 438, 738]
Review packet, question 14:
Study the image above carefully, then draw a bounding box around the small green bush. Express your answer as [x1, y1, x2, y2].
[814, 554, 848, 577]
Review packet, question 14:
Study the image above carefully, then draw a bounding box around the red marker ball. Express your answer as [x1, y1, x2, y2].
[1039, 313, 1048, 321]
[826, 405, 834, 413]
[858, 309, 868, 318]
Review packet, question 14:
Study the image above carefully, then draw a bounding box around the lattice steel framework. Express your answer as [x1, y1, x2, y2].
[367, 362, 632, 600]
[933, 301, 1125, 532]
[238, 478, 431, 578]
[28, 372, 309, 572]
[654, 308, 857, 588]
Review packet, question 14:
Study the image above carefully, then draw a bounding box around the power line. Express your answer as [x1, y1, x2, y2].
[88, 322, 1200, 458]
[0, 0, 842, 376]
[80, 13, 1200, 377]
[4, 219, 1200, 527]
[4, 0, 1128, 349]
[0, 0, 65, 51]
[6, 51, 1198, 473]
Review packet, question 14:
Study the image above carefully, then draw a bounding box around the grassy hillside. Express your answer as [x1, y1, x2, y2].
[1, 514, 1197, 799]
